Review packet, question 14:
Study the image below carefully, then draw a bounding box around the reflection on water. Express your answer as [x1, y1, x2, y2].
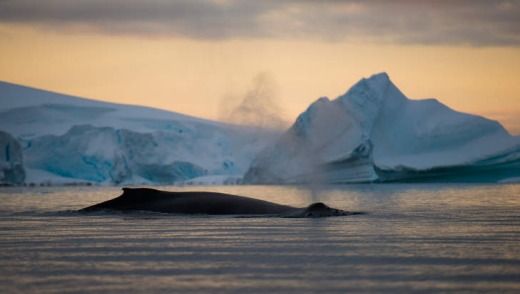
[0, 184, 519, 293]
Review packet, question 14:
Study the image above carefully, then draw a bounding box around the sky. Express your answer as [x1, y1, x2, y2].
[0, 0, 519, 134]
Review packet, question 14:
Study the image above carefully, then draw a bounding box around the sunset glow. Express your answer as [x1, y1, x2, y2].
[1, 1, 519, 133]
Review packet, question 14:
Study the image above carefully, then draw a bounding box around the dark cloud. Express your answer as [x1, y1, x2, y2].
[0, 0, 519, 46]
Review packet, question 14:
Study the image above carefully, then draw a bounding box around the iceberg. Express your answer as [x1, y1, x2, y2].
[0, 81, 278, 185]
[244, 73, 520, 183]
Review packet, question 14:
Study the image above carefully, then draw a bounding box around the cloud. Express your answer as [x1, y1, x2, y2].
[0, 0, 519, 46]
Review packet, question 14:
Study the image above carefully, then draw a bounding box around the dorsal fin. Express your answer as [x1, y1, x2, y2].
[121, 187, 160, 198]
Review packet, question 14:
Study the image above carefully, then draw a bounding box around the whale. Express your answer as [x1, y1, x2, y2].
[80, 187, 362, 218]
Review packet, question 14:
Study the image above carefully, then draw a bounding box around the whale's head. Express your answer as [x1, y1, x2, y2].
[281, 202, 358, 218]
[303, 202, 351, 217]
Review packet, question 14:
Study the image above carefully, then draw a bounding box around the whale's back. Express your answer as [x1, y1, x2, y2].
[80, 187, 295, 215]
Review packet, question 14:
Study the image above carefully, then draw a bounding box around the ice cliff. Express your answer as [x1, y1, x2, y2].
[244, 73, 520, 183]
[0, 131, 26, 185]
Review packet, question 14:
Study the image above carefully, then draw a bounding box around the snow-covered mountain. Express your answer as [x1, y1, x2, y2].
[244, 73, 520, 183]
[0, 81, 278, 185]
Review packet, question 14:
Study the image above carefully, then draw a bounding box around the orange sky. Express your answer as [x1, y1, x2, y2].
[0, 1, 519, 134]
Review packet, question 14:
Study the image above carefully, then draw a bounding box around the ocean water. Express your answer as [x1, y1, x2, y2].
[1, 184, 519, 293]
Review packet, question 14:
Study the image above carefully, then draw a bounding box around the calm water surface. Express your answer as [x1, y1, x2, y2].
[0, 184, 519, 293]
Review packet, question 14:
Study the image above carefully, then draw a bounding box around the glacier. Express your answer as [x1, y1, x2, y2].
[243, 73, 520, 184]
[0, 81, 278, 185]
